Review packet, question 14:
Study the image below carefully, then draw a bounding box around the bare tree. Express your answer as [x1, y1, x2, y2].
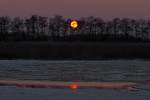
[11, 17, 24, 40]
[0, 16, 11, 40]
[112, 18, 121, 35]
[49, 15, 67, 40]
[38, 16, 48, 35]
[120, 18, 132, 38]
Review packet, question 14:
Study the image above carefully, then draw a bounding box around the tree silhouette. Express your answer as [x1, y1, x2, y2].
[120, 18, 131, 37]
[49, 15, 67, 40]
[11, 17, 24, 40]
[38, 16, 48, 35]
[0, 16, 11, 40]
[0, 15, 149, 42]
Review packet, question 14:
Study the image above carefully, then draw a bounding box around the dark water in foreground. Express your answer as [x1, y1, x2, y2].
[0, 60, 150, 82]
[0, 60, 150, 100]
[0, 86, 150, 100]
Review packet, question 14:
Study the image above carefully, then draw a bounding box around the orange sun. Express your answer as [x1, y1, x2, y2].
[70, 20, 78, 29]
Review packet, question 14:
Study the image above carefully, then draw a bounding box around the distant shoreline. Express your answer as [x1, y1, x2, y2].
[0, 79, 138, 90]
[0, 42, 150, 60]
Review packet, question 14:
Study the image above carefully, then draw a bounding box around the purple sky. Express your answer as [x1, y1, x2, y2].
[0, 0, 150, 19]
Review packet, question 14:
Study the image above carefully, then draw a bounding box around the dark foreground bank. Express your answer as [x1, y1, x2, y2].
[0, 42, 150, 60]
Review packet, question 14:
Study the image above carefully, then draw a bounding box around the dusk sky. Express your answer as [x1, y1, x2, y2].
[0, 0, 150, 19]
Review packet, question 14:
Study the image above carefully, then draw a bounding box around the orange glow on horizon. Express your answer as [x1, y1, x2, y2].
[69, 84, 78, 90]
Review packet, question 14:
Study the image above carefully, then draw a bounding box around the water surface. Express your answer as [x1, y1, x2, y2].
[0, 60, 150, 100]
[0, 60, 150, 82]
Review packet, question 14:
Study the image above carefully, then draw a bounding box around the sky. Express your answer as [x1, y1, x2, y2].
[0, 0, 150, 19]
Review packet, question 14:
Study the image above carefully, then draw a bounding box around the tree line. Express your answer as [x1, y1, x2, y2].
[0, 15, 150, 42]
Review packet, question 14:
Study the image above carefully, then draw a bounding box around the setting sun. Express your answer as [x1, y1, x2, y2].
[70, 20, 78, 29]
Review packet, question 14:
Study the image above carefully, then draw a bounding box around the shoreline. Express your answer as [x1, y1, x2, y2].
[0, 79, 139, 90]
[0, 42, 150, 60]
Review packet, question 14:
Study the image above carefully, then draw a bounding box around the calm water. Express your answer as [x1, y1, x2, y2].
[0, 86, 150, 100]
[0, 60, 150, 100]
[0, 60, 150, 82]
